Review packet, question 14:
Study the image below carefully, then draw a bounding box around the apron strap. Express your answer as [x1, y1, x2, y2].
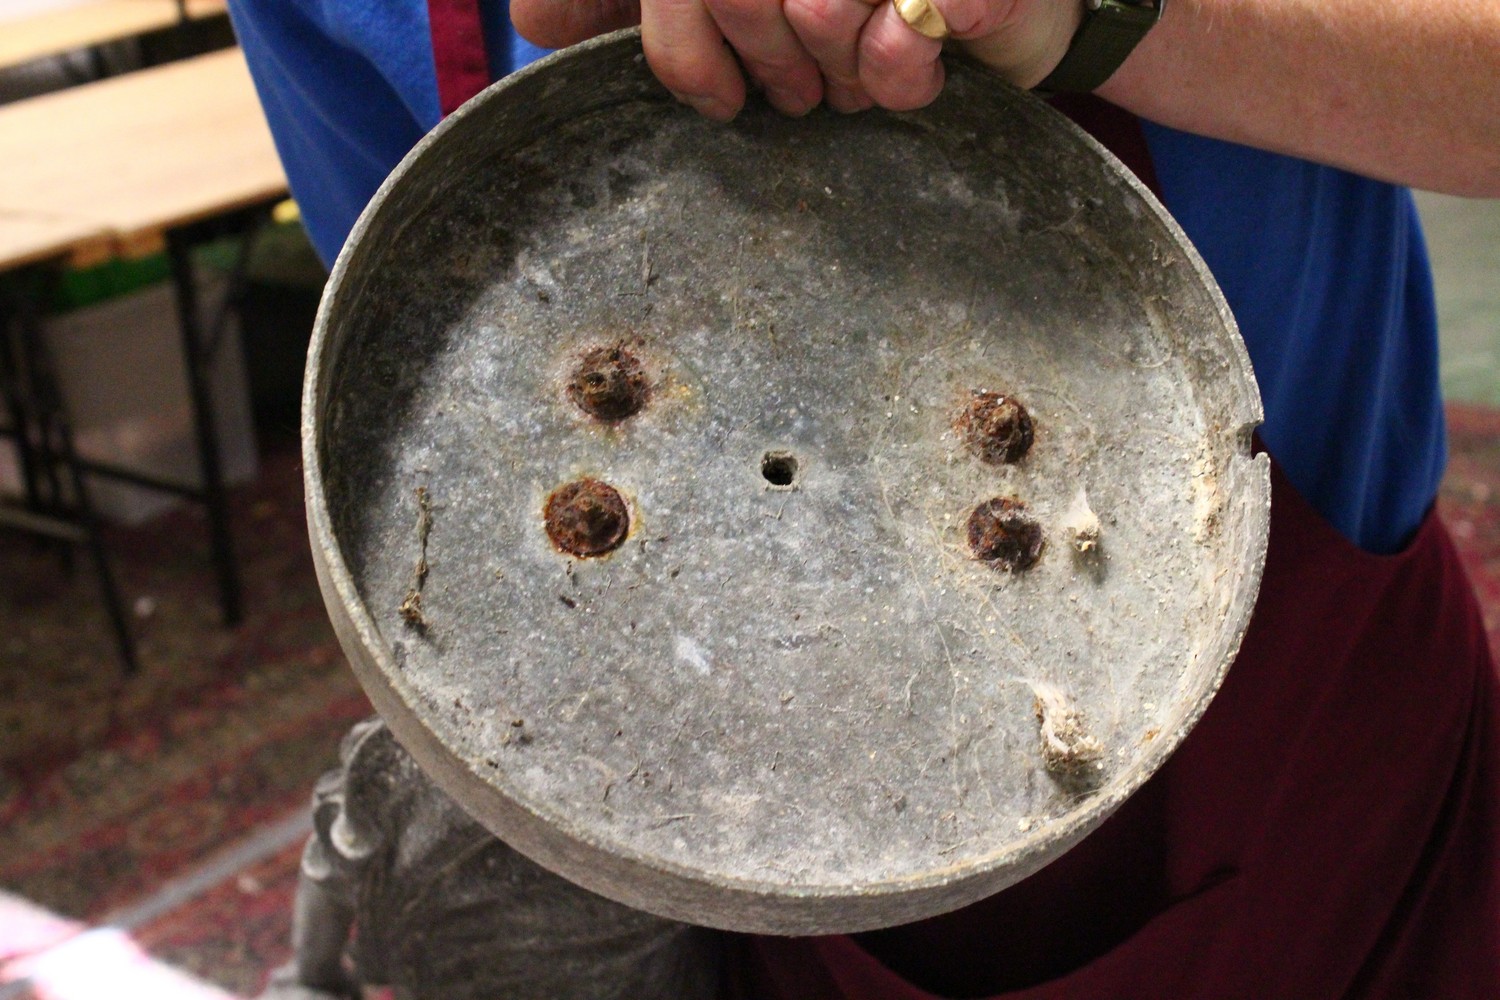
[428, 0, 491, 116]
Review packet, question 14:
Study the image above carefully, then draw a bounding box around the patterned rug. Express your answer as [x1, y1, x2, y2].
[1440, 403, 1500, 651]
[0, 430, 367, 995]
[1, 408, 1497, 998]
[128, 839, 307, 998]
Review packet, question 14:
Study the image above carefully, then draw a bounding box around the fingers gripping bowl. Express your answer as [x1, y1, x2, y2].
[304, 31, 1269, 935]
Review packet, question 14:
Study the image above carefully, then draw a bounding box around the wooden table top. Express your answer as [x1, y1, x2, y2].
[0, 0, 227, 73]
[0, 210, 111, 272]
[0, 47, 287, 269]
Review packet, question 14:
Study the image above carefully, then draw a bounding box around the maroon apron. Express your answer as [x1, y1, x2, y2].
[428, 0, 491, 116]
[427, 15, 1500, 996]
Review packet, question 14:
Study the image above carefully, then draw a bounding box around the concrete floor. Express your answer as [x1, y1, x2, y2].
[1417, 192, 1500, 408]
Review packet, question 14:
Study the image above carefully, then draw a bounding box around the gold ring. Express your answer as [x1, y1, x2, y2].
[891, 0, 949, 40]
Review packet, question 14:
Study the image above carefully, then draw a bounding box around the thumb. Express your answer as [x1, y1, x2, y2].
[511, 0, 644, 50]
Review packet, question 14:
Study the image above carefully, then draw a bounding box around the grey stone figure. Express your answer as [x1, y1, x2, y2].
[258, 718, 723, 1000]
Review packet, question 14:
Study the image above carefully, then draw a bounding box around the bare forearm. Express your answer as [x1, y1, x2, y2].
[1097, 0, 1500, 196]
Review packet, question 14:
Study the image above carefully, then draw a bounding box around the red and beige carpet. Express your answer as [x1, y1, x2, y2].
[1, 408, 1498, 999]
[0, 430, 369, 998]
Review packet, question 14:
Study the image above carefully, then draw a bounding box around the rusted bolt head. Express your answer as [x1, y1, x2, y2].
[967, 496, 1044, 572]
[544, 479, 630, 558]
[958, 390, 1033, 465]
[568, 344, 649, 422]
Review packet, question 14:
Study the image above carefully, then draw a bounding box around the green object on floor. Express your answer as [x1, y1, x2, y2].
[47, 220, 325, 315]
[49, 254, 170, 314]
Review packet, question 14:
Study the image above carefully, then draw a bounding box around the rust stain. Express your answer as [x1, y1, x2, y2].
[957, 390, 1034, 465]
[967, 496, 1044, 572]
[568, 342, 649, 422]
[544, 478, 630, 558]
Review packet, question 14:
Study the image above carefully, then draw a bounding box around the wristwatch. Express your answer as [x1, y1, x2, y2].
[1037, 0, 1165, 94]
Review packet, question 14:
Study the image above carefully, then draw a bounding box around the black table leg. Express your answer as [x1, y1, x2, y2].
[1, 269, 137, 674]
[165, 230, 242, 627]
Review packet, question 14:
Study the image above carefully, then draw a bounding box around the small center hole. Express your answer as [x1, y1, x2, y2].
[761, 451, 798, 487]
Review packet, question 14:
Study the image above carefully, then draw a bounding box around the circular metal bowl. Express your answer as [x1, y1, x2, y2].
[304, 30, 1269, 935]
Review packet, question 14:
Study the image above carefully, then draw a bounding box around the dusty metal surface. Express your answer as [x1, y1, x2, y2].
[304, 31, 1269, 935]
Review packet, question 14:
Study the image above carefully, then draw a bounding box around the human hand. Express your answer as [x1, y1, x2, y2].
[510, 0, 1082, 120]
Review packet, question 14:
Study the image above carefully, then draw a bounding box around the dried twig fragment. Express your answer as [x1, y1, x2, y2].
[400, 486, 433, 630]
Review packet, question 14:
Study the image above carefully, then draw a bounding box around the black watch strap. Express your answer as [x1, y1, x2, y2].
[1038, 0, 1165, 94]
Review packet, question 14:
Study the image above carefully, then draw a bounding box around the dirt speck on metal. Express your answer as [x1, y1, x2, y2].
[1033, 683, 1105, 789]
[1060, 486, 1102, 554]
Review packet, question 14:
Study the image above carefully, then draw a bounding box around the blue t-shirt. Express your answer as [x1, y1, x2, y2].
[228, 1, 1445, 555]
[227, 0, 548, 261]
